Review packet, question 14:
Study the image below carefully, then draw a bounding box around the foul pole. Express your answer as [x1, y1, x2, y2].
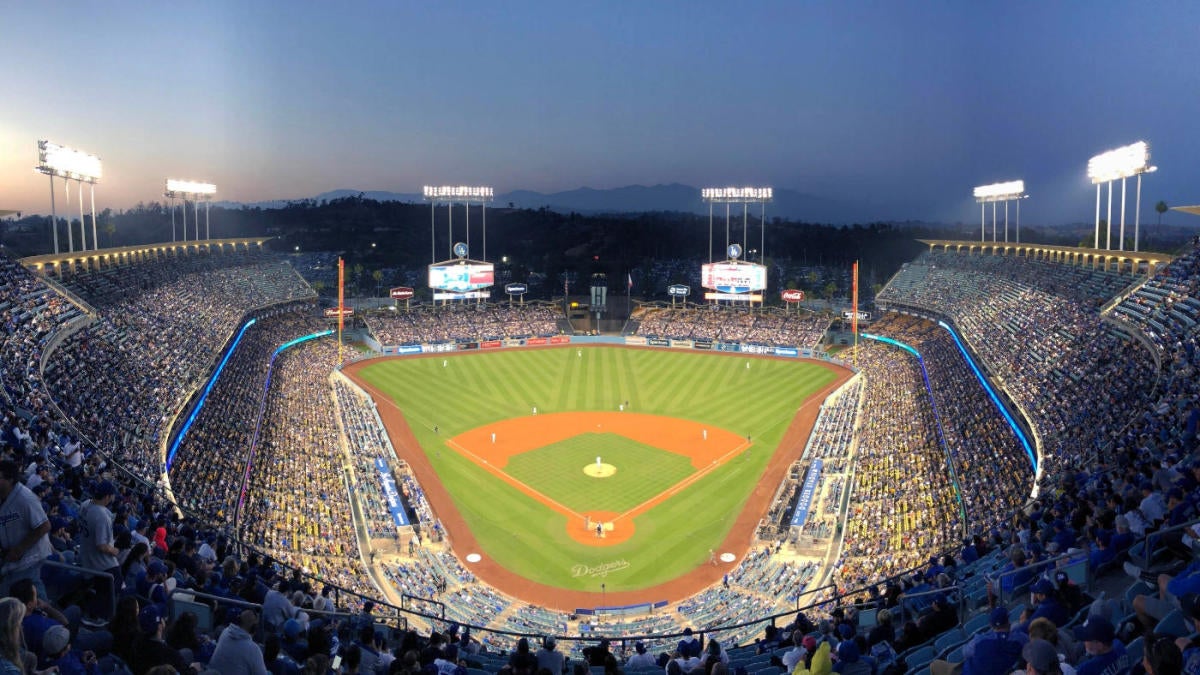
[852, 261, 859, 369]
[338, 257, 345, 363]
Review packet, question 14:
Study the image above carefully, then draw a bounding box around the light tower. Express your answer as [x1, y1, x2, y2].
[165, 180, 217, 242]
[423, 186, 495, 264]
[972, 180, 1027, 243]
[1087, 141, 1156, 252]
[700, 187, 773, 263]
[35, 140, 102, 254]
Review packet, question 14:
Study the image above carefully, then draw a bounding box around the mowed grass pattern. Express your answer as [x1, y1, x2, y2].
[505, 433, 694, 514]
[358, 346, 839, 592]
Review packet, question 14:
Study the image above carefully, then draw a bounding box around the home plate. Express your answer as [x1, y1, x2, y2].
[719, 553, 735, 563]
[465, 553, 482, 563]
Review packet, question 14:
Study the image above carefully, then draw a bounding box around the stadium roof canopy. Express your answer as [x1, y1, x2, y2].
[1172, 205, 1200, 217]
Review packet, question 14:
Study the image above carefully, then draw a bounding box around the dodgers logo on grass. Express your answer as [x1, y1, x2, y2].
[571, 560, 632, 578]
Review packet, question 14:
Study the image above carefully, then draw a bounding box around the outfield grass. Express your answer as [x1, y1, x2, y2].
[505, 433, 695, 514]
[358, 346, 838, 592]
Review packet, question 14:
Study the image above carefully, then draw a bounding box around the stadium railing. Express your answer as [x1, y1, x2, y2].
[1127, 516, 1200, 571]
[988, 551, 1090, 608]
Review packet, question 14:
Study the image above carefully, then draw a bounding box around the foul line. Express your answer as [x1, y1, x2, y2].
[444, 438, 587, 522]
[611, 439, 751, 525]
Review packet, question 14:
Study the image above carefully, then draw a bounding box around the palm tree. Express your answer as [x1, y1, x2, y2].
[1154, 201, 1168, 249]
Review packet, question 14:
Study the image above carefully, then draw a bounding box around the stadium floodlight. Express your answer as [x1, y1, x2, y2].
[165, 179, 217, 196]
[423, 185, 494, 201]
[37, 140, 102, 182]
[36, 140, 103, 255]
[1087, 141, 1150, 184]
[700, 186, 774, 269]
[1087, 141, 1153, 251]
[700, 187, 773, 202]
[973, 180, 1027, 243]
[972, 180, 1025, 201]
[423, 185, 496, 267]
[165, 179, 218, 242]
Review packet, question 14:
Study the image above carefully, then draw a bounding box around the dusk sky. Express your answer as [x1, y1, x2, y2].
[3, 1, 1199, 225]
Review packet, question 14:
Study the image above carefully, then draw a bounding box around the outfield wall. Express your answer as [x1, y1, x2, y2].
[362, 333, 853, 369]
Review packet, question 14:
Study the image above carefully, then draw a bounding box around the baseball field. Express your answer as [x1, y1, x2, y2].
[348, 346, 845, 604]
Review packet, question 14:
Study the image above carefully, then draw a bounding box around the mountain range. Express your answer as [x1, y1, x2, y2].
[214, 183, 877, 224]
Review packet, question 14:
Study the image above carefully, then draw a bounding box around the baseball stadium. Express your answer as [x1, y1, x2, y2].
[4, 193, 1200, 675]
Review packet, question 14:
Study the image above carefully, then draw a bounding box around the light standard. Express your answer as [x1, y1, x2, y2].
[1087, 141, 1152, 251]
[1135, 166, 1158, 252]
[973, 181, 1026, 243]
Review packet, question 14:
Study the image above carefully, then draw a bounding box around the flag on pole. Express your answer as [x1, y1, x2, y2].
[627, 272, 633, 292]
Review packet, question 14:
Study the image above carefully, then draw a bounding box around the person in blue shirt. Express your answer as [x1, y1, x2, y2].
[930, 607, 1027, 675]
[1016, 579, 1070, 633]
[1074, 616, 1128, 675]
[1088, 531, 1117, 571]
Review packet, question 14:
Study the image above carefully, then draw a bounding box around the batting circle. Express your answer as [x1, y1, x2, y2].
[583, 463, 617, 478]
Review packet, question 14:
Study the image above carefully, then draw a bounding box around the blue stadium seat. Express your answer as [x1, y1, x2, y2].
[962, 612, 990, 636]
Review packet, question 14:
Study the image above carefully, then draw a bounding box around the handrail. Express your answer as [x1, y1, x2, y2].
[1129, 515, 1200, 569]
[42, 559, 116, 621]
[989, 550, 1086, 606]
[897, 584, 963, 626]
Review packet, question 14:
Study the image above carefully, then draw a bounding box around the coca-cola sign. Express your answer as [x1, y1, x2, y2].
[781, 289, 806, 303]
[390, 287, 415, 299]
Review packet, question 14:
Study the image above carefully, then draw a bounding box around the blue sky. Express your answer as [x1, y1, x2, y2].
[2, 1, 1198, 225]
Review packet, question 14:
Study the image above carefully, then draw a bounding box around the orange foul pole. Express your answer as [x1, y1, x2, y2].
[852, 260, 859, 368]
[338, 257, 344, 363]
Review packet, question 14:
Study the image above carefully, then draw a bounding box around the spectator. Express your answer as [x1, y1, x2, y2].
[208, 609, 269, 675]
[131, 605, 193, 674]
[537, 636, 567, 674]
[0, 598, 26, 675]
[1022, 639, 1068, 675]
[0, 460, 52, 598]
[1073, 616, 1127, 675]
[933, 607, 1027, 675]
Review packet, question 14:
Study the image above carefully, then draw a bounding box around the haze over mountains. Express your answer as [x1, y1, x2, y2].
[214, 184, 875, 225]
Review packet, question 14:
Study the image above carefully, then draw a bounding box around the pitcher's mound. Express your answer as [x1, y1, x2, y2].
[583, 463, 616, 478]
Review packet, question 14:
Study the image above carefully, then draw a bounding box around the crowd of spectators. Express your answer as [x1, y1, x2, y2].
[0, 256, 85, 416]
[41, 250, 315, 481]
[333, 379, 410, 541]
[870, 314, 1034, 544]
[6, 236, 1200, 675]
[836, 335, 960, 587]
[878, 250, 1159, 478]
[635, 305, 830, 348]
[364, 304, 559, 346]
[240, 336, 378, 599]
[168, 311, 326, 520]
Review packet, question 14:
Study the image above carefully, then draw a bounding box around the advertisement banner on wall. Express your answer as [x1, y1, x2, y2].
[647, 337, 670, 347]
[550, 336, 571, 344]
[774, 347, 799, 357]
[717, 342, 741, 352]
[526, 337, 548, 346]
[625, 336, 647, 346]
[481, 340, 502, 349]
[397, 345, 423, 355]
[789, 459, 823, 527]
[693, 340, 713, 350]
[375, 458, 410, 527]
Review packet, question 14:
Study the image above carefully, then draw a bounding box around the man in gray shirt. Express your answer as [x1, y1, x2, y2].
[0, 460, 53, 598]
[78, 480, 122, 624]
